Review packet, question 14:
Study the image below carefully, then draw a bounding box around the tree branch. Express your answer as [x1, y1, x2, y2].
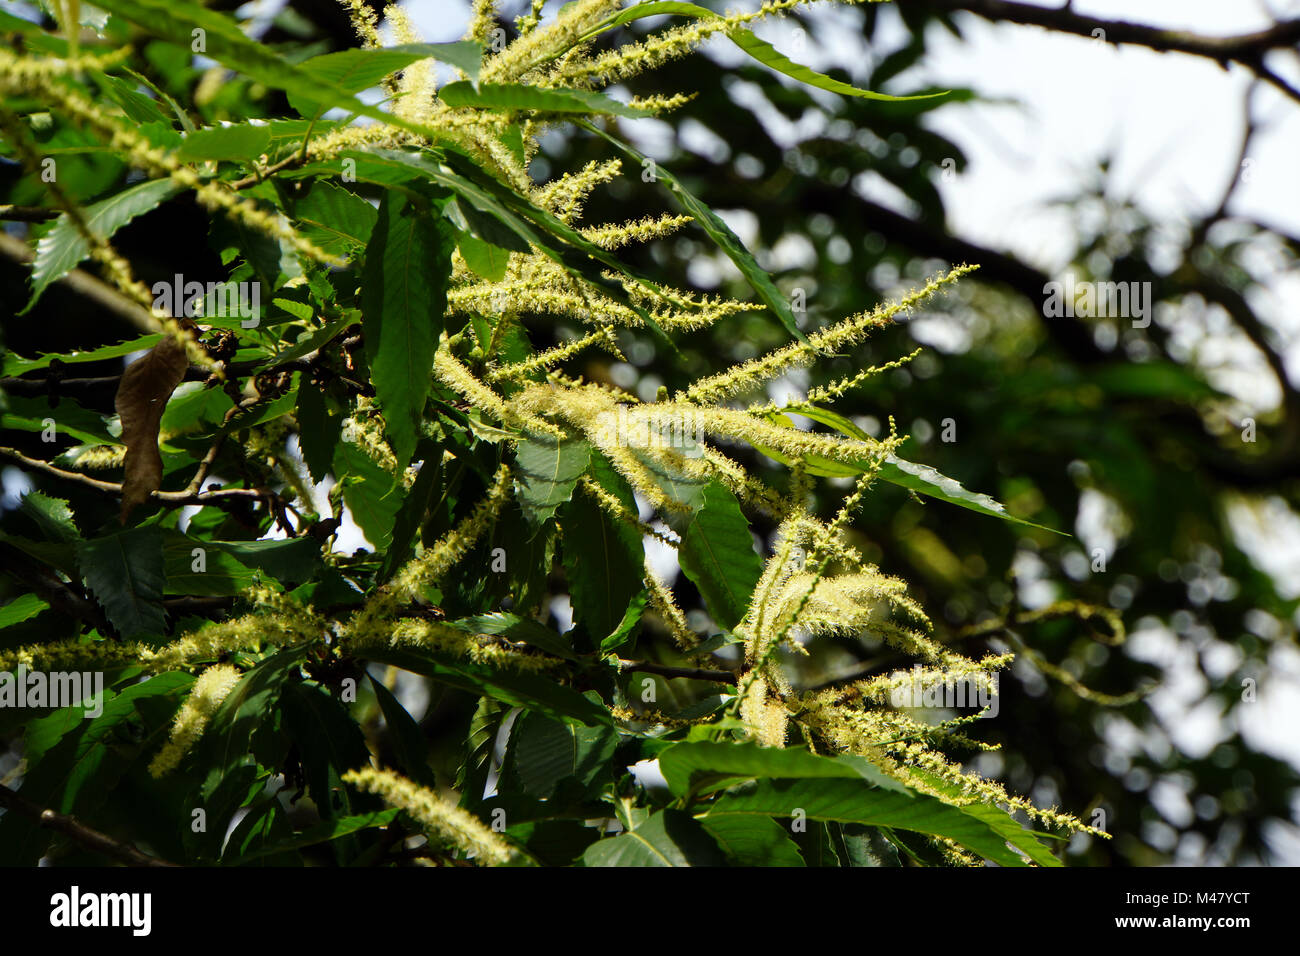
[616, 659, 738, 683]
[0, 232, 160, 335]
[0, 445, 268, 507]
[0, 783, 179, 867]
[930, 1, 1300, 105]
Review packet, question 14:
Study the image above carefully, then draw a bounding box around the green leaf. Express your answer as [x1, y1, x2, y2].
[367, 673, 435, 788]
[290, 42, 484, 116]
[514, 434, 591, 531]
[455, 230, 510, 281]
[560, 457, 644, 644]
[581, 120, 807, 343]
[0, 593, 49, 629]
[176, 122, 272, 162]
[313, 148, 673, 346]
[76, 525, 167, 639]
[19, 491, 79, 543]
[1, 333, 162, 376]
[728, 29, 946, 102]
[703, 778, 1059, 867]
[162, 532, 263, 596]
[658, 741, 908, 799]
[458, 696, 507, 801]
[438, 81, 652, 118]
[27, 178, 182, 307]
[834, 823, 902, 866]
[379, 439, 443, 582]
[88, 0, 447, 142]
[774, 404, 1063, 532]
[295, 379, 344, 483]
[450, 612, 577, 661]
[360, 645, 613, 728]
[699, 813, 805, 866]
[199, 647, 307, 802]
[677, 481, 762, 630]
[361, 191, 455, 467]
[211, 537, 321, 587]
[293, 181, 379, 257]
[0, 672, 193, 865]
[509, 708, 618, 798]
[877, 455, 1062, 532]
[332, 442, 402, 551]
[281, 681, 374, 819]
[599, 590, 647, 655]
[583, 809, 725, 866]
[584, 3, 946, 101]
[234, 808, 401, 864]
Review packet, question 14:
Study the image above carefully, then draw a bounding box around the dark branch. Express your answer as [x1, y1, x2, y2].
[0, 783, 179, 867]
[929, 1, 1300, 105]
[617, 659, 738, 683]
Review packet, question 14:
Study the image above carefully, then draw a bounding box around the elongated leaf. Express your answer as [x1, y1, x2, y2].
[367, 673, 435, 788]
[584, 809, 725, 866]
[439, 81, 652, 117]
[235, 809, 401, 863]
[362, 191, 454, 467]
[210, 537, 321, 587]
[379, 439, 443, 582]
[728, 29, 945, 102]
[290, 42, 483, 117]
[281, 681, 374, 819]
[332, 441, 402, 551]
[560, 457, 643, 644]
[27, 178, 182, 307]
[450, 612, 577, 661]
[1, 333, 162, 376]
[658, 740, 907, 799]
[0, 594, 49, 629]
[0, 673, 192, 865]
[510, 709, 617, 798]
[704, 778, 1059, 867]
[163, 532, 262, 596]
[700, 814, 805, 866]
[199, 648, 307, 802]
[307, 148, 673, 345]
[587, 2, 945, 101]
[176, 122, 271, 162]
[772, 403, 1063, 531]
[581, 120, 805, 343]
[87, 0, 442, 141]
[77, 525, 167, 638]
[677, 481, 762, 630]
[360, 645, 612, 728]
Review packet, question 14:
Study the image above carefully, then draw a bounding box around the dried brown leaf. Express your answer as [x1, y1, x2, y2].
[116, 332, 189, 521]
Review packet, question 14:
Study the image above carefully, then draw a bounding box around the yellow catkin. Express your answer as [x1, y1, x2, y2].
[148, 663, 243, 777]
[343, 766, 514, 865]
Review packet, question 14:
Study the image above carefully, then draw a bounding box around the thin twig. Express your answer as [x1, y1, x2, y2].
[616, 659, 738, 683]
[0, 783, 179, 867]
